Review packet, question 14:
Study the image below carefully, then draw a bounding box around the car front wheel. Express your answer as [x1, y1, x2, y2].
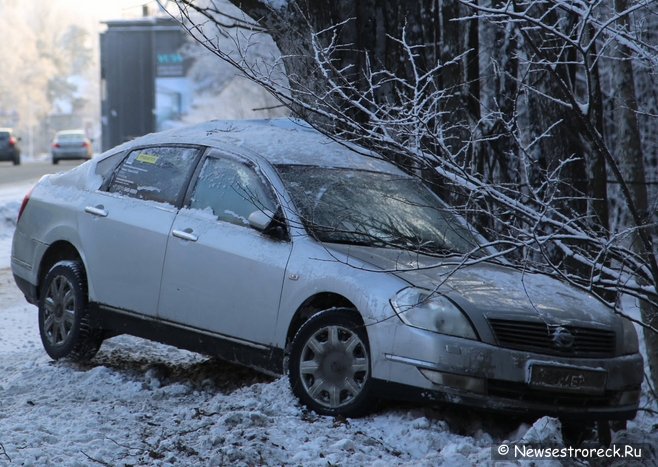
[289, 308, 373, 417]
[38, 260, 102, 361]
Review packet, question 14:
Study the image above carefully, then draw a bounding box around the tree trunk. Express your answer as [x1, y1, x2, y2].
[226, 1, 474, 134]
[586, 29, 609, 235]
[611, 0, 658, 392]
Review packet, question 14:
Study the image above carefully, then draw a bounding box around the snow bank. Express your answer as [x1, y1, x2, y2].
[0, 328, 516, 466]
[1, 307, 656, 466]
[0, 188, 22, 269]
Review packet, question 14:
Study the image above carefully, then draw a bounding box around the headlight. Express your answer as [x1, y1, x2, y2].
[621, 316, 640, 355]
[391, 287, 477, 340]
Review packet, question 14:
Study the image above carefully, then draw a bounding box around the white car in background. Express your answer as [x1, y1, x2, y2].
[51, 129, 93, 164]
[11, 119, 642, 437]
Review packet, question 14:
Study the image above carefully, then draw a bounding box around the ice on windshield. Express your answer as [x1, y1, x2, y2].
[277, 166, 481, 256]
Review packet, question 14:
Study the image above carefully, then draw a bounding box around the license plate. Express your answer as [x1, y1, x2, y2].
[529, 365, 607, 394]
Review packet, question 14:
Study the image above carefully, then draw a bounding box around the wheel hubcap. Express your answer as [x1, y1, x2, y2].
[299, 325, 369, 408]
[43, 275, 76, 346]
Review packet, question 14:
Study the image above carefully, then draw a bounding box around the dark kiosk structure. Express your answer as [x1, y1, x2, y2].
[100, 17, 190, 151]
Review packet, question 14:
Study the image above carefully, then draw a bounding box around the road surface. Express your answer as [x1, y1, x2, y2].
[0, 159, 84, 186]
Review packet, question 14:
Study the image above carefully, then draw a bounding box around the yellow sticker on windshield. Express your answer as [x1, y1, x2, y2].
[136, 153, 159, 164]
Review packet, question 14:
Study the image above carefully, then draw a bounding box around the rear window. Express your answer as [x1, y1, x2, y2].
[56, 133, 85, 141]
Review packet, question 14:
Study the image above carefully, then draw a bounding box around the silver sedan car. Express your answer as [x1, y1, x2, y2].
[51, 129, 93, 164]
[12, 119, 642, 427]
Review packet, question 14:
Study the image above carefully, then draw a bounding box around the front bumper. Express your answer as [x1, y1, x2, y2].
[375, 324, 643, 421]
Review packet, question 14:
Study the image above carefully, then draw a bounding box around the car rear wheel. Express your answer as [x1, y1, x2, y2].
[38, 260, 102, 361]
[12, 156, 20, 165]
[52, 158, 59, 165]
[289, 309, 373, 417]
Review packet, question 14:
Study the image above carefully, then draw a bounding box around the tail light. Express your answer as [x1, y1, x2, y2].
[9, 136, 16, 147]
[52, 143, 61, 148]
[82, 141, 89, 147]
[17, 186, 34, 222]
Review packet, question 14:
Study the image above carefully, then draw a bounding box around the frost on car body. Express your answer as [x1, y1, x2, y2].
[11, 118, 643, 424]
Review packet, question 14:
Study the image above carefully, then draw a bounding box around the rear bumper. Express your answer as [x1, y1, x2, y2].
[0, 149, 18, 160]
[52, 150, 91, 160]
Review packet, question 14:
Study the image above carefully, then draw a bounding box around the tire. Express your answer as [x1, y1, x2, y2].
[38, 260, 102, 361]
[12, 156, 20, 165]
[52, 158, 59, 165]
[289, 308, 373, 417]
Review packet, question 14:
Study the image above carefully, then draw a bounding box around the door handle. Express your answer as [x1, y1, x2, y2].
[172, 228, 198, 242]
[85, 205, 108, 217]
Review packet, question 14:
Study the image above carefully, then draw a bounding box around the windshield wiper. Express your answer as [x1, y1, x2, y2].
[389, 239, 459, 257]
[321, 238, 386, 248]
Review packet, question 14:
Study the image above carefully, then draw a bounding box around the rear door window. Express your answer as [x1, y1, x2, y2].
[108, 146, 200, 206]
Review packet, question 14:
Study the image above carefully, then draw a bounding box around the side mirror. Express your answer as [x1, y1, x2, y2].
[248, 209, 274, 232]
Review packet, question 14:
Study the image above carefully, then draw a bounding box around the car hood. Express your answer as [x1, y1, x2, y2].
[326, 244, 616, 326]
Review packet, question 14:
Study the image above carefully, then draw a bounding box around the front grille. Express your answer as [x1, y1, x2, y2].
[488, 318, 616, 358]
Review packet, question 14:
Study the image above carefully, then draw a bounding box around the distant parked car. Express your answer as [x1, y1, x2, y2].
[0, 128, 21, 165]
[51, 130, 93, 164]
[12, 119, 642, 436]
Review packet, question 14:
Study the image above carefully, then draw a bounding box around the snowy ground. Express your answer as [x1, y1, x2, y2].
[0, 183, 657, 466]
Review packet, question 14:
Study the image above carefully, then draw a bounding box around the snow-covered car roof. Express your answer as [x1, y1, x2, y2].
[110, 118, 404, 174]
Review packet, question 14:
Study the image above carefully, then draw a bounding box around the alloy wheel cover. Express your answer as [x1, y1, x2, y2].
[298, 324, 369, 408]
[43, 275, 76, 346]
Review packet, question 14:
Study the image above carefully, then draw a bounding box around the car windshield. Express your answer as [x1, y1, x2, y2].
[276, 165, 483, 257]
